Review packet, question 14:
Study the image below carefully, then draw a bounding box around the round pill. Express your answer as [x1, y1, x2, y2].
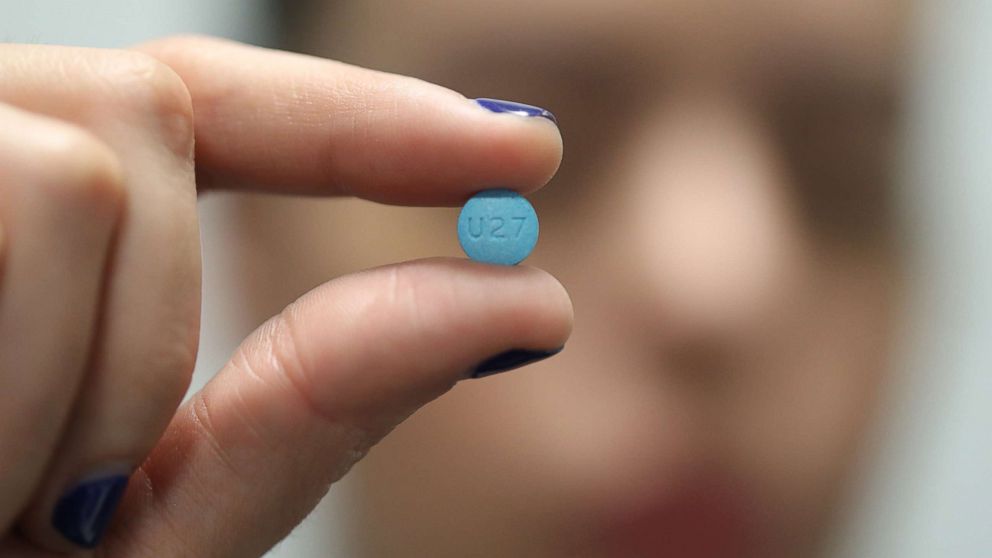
[457, 189, 539, 265]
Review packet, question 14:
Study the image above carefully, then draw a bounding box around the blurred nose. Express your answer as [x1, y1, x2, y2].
[532, 88, 814, 511]
[605, 89, 808, 344]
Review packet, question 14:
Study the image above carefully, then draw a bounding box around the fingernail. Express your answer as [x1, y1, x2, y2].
[470, 347, 564, 378]
[52, 473, 129, 548]
[474, 98, 557, 124]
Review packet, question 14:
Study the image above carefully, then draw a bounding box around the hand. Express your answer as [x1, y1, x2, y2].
[0, 36, 572, 556]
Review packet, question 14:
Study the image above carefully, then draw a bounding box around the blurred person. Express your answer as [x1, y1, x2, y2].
[257, 1, 907, 557]
[0, 2, 906, 558]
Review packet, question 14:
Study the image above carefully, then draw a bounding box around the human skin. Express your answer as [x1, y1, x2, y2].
[0, 37, 572, 555]
[239, 1, 907, 556]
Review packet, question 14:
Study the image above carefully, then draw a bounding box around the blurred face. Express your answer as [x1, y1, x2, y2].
[247, 1, 906, 556]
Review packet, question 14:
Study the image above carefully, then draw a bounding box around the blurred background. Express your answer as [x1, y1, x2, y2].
[2, 1, 990, 557]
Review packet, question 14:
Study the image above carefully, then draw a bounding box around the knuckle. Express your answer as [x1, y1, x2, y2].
[246, 309, 328, 420]
[96, 50, 195, 154]
[382, 264, 429, 323]
[381, 263, 450, 329]
[266, 308, 310, 393]
[34, 126, 126, 214]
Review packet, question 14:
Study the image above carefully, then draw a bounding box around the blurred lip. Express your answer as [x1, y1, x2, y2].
[591, 472, 757, 558]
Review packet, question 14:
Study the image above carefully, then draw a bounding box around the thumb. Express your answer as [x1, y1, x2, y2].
[100, 258, 572, 557]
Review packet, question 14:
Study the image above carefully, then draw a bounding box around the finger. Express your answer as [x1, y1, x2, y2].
[95, 258, 572, 557]
[136, 35, 563, 204]
[0, 46, 201, 551]
[0, 103, 124, 532]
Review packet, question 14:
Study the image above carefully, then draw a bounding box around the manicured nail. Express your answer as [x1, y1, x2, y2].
[52, 473, 129, 548]
[474, 98, 557, 124]
[470, 347, 564, 378]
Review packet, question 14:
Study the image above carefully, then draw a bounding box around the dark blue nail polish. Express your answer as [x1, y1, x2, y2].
[471, 347, 564, 378]
[474, 98, 557, 124]
[52, 474, 129, 548]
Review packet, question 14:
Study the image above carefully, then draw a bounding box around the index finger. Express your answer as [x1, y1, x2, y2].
[136, 36, 562, 205]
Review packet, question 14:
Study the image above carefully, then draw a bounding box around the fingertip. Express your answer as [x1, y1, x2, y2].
[461, 260, 574, 346]
[240, 257, 574, 423]
[454, 98, 564, 196]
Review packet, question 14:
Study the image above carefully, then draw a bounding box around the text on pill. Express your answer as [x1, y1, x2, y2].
[464, 216, 529, 240]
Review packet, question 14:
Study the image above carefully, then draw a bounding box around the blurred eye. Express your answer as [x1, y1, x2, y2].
[434, 46, 651, 212]
[761, 76, 902, 249]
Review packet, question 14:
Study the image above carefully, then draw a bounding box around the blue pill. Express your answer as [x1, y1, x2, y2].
[458, 189, 539, 265]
